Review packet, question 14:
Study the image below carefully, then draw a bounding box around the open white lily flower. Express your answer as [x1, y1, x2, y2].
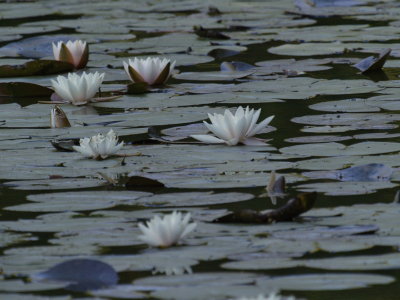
[51, 72, 105, 105]
[52, 40, 89, 69]
[138, 211, 196, 248]
[191, 106, 274, 146]
[237, 292, 296, 300]
[72, 129, 124, 160]
[123, 57, 175, 86]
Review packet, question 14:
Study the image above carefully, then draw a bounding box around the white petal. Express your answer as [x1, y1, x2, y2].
[246, 115, 274, 137]
[190, 134, 226, 144]
[123, 61, 133, 82]
[52, 42, 62, 60]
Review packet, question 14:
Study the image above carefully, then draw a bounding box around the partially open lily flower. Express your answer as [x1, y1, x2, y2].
[191, 106, 274, 146]
[52, 40, 89, 69]
[138, 211, 196, 248]
[51, 72, 105, 105]
[50, 105, 71, 128]
[72, 129, 124, 160]
[123, 57, 175, 86]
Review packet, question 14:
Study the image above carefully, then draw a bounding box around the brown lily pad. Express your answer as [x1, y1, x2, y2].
[125, 176, 165, 189]
[0, 82, 53, 97]
[0, 59, 74, 78]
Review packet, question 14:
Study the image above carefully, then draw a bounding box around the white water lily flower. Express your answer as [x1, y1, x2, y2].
[191, 106, 274, 146]
[51, 72, 105, 105]
[237, 292, 296, 300]
[123, 57, 175, 85]
[72, 129, 124, 160]
[138, 211, 196, 248]
[52, 40, 89, 69]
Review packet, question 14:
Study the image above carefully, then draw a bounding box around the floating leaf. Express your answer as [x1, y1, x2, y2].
[208, 48, 240, 59]
[125, 176, 165, 189]
[303, 163, 393, 182]
[126, 82, 149, 94]
[33, 259, 118, 292]
[297, 181, 397, 196]
[0, 35, 74, 58]
[220, 61, 255, 72]
[0, 60, 74, 78]
[0, 82, 52, 97]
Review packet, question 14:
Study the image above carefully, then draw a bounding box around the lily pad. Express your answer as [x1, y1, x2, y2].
[0, 60, 74, 78]
[0, 82, 53, 97]
[33, 259, 118, 292]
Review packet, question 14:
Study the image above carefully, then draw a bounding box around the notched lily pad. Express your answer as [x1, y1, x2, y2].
[0, 60, 74, 78]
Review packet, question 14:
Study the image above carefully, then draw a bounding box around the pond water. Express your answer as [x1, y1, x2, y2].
[1, 0, 400, 299]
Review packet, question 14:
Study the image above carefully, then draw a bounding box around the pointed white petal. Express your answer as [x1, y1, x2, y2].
[246, 115, 274, 137]
[190, 134, 226, 144]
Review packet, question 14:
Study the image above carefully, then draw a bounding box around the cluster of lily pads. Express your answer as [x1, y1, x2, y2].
[44, 40, 292, 300]
[49, 40, 276, 243]
[3, 1, 400, 300]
